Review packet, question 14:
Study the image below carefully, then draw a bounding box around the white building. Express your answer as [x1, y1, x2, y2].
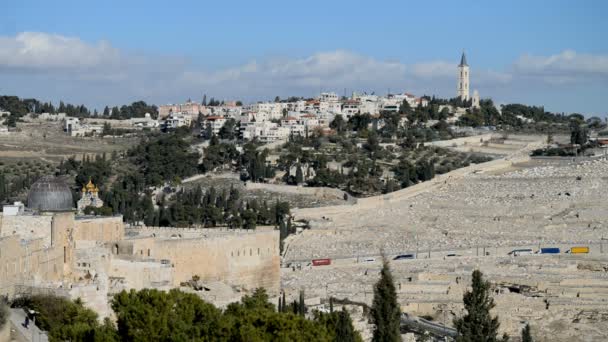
[320, 92, 339, 102]
[341, 100, 361, 118]
[241, 120, 289, 142]
[130, 113, 160, 128]
[162, 113, 191, 130]
[64, 117, 81, 132]
[204, 116, 227, 135]
[2, 202, 25, 216]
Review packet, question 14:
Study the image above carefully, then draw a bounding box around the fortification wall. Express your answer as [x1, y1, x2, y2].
[109, 259, 174, 290]
[0, 235, 64, 298]
[0, 214, 53, 247]
[74, 216, 124, 242]
[125, 226, 273, 239]
[118, 230, 280, 294]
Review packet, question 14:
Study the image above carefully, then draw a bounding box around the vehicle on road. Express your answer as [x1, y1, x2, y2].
[393, 253, 416, 260]
[566, 246, 589, 254]
[359, 257, 376, 263]
[536, 247, 560, 254]
[312, 258, 331, 266]
[508, 248, 533, 256]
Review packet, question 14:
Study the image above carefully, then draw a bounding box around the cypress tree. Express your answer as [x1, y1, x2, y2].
[454, 270, 508, 342]
[371, 258, 401, 342]
[521, 323, 533, 342]
[335, 308, 359, 342]
[282, 292, 286, 313]
[299, 290, 306, 316]
[295, 165, 304, 184]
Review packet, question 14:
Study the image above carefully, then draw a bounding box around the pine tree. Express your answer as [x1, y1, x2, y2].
[371, 258, 401, 342]
[521, 323, 533, 342]
[454, 270, 508, 342]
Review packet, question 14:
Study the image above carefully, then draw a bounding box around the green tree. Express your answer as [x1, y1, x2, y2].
[218, 118, 237, 140]
[454, 270, 508, 342]
[335, 309, 361, 342]
[11, 295, 114, 342]
[521, 323, 533, 342]
[112, 288, 222, 341]
[330, 114, 348, 134]
[371, 258, 401, 342]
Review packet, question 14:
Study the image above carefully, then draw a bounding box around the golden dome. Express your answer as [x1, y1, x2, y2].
[86, 178, 96, 191]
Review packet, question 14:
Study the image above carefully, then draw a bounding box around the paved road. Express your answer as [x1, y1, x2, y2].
[401, 313, 457, 339]
[9, 309, 48, 342]
[284, 242, 607, 266]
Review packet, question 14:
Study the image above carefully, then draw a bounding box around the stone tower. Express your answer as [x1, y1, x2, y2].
[457, 51, 470, 101]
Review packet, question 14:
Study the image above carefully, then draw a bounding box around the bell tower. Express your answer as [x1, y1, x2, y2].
[457, 51, 470, 101]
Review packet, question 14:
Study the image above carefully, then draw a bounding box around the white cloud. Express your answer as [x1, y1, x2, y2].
[0, 32, 122, 70]
[0, 32, 605, 112]
[513, 50, 608, 84]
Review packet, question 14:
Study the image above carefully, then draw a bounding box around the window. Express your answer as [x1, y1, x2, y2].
[258, 248, 260, 255]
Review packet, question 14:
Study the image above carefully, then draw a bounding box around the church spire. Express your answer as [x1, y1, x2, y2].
[459, 51, 468, 67]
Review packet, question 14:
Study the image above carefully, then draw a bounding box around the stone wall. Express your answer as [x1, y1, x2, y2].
[423, 133, 495, 148]
[0, 235, 64, 298]
[74, 216, 124, 242]
[244, 182, 349, 201]
[117, 230, 281, 294]
[109, 259, 174, 291]
[0, 214, 53, 247]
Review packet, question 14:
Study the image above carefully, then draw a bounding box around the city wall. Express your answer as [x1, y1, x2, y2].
[0, 214, 53, 247]
[115, 230, 280, 294]
[0, 235, 64, 298]
[74, 216, 124, 242]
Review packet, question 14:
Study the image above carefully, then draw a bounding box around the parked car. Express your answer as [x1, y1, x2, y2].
[536, 247, 560, 254]
[393, 253, 416, 260]
[508, 248, 533, 256]
[566, 246, 589, 254]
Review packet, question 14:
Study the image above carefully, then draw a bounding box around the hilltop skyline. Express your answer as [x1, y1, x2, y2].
[1, 0, 607, 116]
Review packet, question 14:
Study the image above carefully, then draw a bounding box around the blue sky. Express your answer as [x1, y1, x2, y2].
[1, 0, 607, 115]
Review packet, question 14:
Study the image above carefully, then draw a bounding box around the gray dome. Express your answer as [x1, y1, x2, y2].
[27, 176, 73, 212]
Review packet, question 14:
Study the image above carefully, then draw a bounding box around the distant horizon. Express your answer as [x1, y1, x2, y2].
[2, 90, 599, 119]
[1, 0, 606, 116]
